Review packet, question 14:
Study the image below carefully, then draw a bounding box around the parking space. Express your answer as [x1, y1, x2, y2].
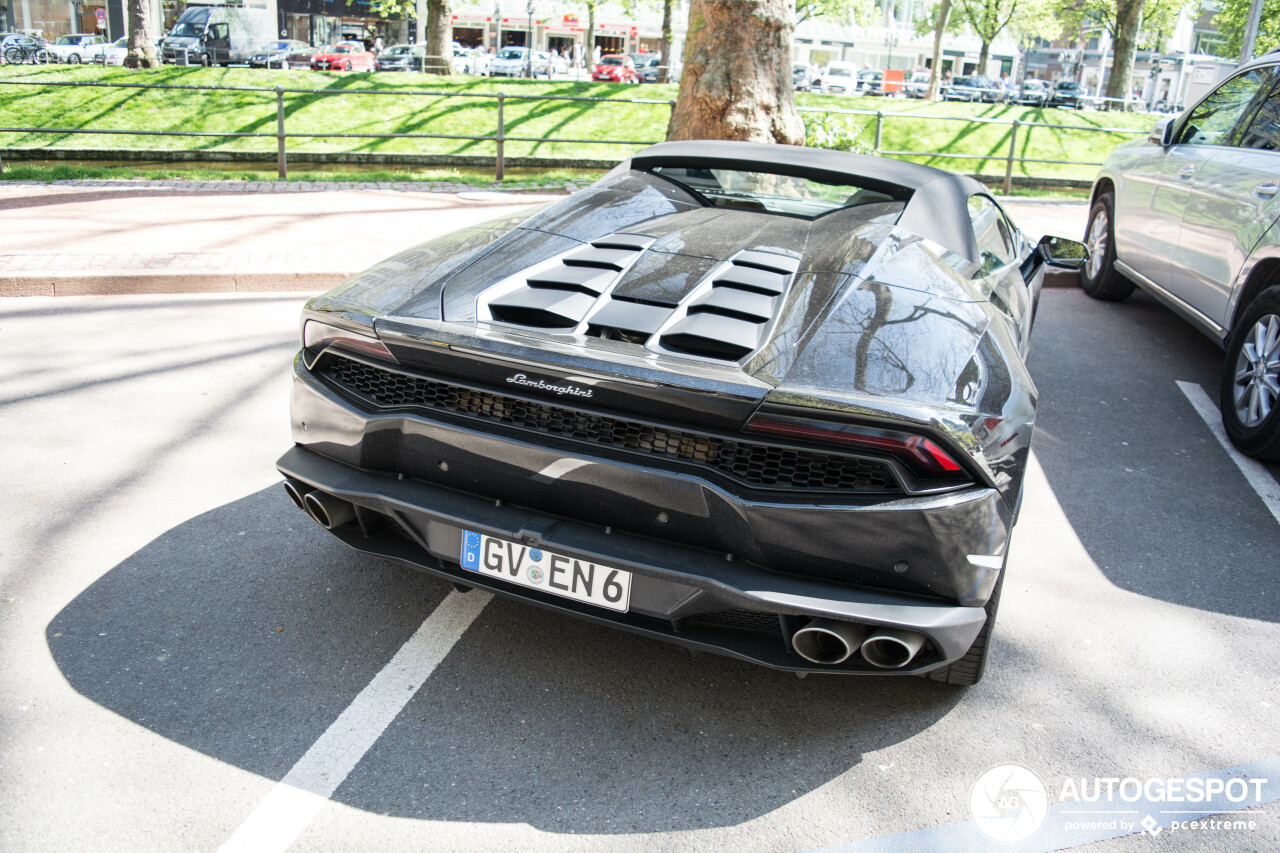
[2, 283, 1278, 851]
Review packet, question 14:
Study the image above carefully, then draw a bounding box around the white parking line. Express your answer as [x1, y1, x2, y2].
[1176, 381, 1280, 525]
[218, 589, 492, 853]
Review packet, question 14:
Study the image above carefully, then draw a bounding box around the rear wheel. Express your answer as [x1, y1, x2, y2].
[1221, 287, 1280, 460]
[344, 60, 352, 71]
[68, 53, 82, 64]
[1080, 191, 1134, 301]
[923, 567, 1004, 686]
[3, 47, 21, 64]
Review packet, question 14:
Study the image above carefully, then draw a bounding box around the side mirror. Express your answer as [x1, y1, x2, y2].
[1150, 115, 1174, 146]
[1037, 235, 1088, 270]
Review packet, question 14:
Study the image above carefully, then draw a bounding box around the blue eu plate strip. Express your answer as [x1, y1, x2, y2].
[460, 530, 481, 571]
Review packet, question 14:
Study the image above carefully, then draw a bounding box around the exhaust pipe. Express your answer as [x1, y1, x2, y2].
[861, 629, 926, 669]
[282, 480, 311, 511]
[302, 490, 356, 530]
[791, 620, 868, 665]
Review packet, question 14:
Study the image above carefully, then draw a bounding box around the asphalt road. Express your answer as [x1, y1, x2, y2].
[2, 282, 1279, 851]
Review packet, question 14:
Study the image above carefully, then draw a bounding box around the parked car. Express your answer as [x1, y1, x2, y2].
[277, 140, 1088, 684]
[96, 35, 129, 66]
[488, 46, 550, 77]
[904, 69, 932, 98]
[160, 5, 274, 66]
[820, 60, 858, 95]
[858, 69, 885, 95]
[629, 53, 662, 83]
[1049, 80, 1090, 109]
[248, 39, 313, 69]
[793, 63, 812, 91]
[1012, 79, 1050, 106]
[944, 76, 995, 102]
[378, 43, 429, 72]
[1083, 54, 1280, 458]
[310, 42, 376, 72]
[46, 33, 107, 64]
[593, 54, 638, 83]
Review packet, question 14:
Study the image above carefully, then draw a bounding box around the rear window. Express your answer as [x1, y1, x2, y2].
[648, 166, 908, 220]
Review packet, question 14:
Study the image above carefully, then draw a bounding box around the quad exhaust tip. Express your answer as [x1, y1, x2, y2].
[860, 629, 926, 669]
[302, 490, 356, 530]
[282, 480, 310, 510]
[791, 620, 868, 665]
[791, 619, 927, 668]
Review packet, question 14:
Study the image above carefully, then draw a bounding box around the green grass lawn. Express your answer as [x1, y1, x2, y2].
[0, 65, 1154, 182]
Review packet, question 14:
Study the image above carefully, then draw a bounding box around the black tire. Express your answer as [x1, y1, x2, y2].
[1080, 191, 1134, 301]
[3, 47, 21, 64]
[923, 566, 1004, 686]
[1220, 286, 1280, 460]
[68, 53, 82, 64]
[344, 60, 352, 71]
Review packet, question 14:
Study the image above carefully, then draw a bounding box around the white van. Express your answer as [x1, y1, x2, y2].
[161, 5, 275, 66]
[820, 61, 858, 95]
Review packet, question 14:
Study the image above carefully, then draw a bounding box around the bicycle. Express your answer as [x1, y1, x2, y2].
[4, 42, 52, 65]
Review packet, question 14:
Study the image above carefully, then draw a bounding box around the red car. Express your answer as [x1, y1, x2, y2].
[592, 54, 638, 83]
[310, 41, 376, 72]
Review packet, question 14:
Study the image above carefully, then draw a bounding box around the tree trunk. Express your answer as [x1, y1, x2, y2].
[426, 0, 452, 75]
[977, 39, 989, 75]
[1106, 0, 1146, 106]
[124, 0, 159, 69]
[666, 0, 803, 144]
[586, 1, 596, 67]
[927, 0, 952, 100]
[658, 0, 673, 83]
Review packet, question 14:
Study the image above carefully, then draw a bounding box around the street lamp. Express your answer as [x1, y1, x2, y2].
[525, 0, 534, 78]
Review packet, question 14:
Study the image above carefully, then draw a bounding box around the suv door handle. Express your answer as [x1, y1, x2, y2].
[1254, 182, 1279, 198]
[1177, 165, 1197, 180]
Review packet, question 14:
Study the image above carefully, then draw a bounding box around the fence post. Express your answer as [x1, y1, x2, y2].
[1003, 119, 1019, 195]
[275, 85, 287, 181]
[496, 91, 505, 182]
[874, 111, 884, 154]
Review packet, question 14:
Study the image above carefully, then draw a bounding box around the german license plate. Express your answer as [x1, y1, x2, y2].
[460, 530, 632, 612]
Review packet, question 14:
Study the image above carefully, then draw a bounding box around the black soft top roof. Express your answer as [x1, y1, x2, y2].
[629, 140, 987, 262]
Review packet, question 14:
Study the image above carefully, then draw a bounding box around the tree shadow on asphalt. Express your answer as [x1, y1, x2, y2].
[47, 486, 962, 834]
[1028, 288, 1280, 622]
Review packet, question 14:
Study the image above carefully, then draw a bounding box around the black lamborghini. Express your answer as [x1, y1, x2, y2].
[277, 141, 1086, 684]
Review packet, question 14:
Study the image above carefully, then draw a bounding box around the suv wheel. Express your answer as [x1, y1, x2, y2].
[1221, 286, 1280, 460]
[1080, 191, 1134, 301]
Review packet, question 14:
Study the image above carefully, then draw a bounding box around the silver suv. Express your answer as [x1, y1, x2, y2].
[1083, 50, 1280, 459]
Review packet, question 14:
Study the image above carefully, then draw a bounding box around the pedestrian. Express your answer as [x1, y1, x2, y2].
[373, 34, 383, 53]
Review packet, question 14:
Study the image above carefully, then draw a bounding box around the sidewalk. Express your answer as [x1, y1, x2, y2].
[0, 180, 1088, 297]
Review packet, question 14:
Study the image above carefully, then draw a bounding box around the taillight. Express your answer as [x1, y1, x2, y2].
[303, 320, 397, 363]
[744, 415, 969, 481]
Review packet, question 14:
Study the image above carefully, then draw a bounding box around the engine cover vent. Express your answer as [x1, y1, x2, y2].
[484, 235, 654, 329]
[478, 240, 799, 366]
[655, 254, 796, 363]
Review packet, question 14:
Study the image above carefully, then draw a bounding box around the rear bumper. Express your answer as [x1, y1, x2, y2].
[279, 444, 989, 675]
[280, 353, 1011, 674]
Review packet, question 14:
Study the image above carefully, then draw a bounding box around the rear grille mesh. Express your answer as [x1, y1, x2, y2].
[687, 609, 782, 633]
[322, 355, 899, 494]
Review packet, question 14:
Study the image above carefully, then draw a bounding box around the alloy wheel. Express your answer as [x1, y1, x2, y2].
[1085, 208, 1108, 279]
[1233, 313, 1280, 427]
